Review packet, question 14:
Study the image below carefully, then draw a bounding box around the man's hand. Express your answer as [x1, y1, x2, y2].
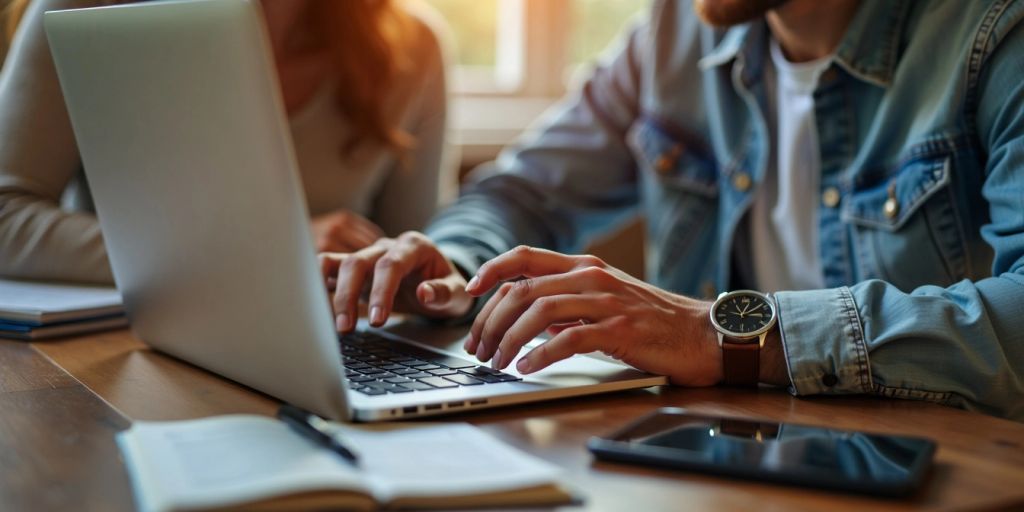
[319, 232, 474, 332]
[311, 210, 385, 253]
[463, 246, 723, 386]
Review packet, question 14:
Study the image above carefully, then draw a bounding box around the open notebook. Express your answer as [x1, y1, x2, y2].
[118, 416, 575, 511]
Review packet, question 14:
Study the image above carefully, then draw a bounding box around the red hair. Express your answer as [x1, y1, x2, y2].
[5, 0, 415, 155]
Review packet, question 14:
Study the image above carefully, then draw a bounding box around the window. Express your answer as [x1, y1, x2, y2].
[425, 0, 649, 96]
[423, 0, 649, 164]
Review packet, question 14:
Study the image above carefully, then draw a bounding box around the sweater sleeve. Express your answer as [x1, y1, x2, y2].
[0, 0, 113, 284]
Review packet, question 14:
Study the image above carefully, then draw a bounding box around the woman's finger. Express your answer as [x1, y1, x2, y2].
[332, 243, 388, 332]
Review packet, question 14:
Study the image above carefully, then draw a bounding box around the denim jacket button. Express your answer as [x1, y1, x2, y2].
[883, 197, 900, 219]
[732, 172, 752, 192]
[654, 155, 674, 174]
[821, 187, 841, 208]
[822, 374, 839, 387]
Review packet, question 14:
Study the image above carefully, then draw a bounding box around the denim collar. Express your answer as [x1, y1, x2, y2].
[697, 0, 913, 88]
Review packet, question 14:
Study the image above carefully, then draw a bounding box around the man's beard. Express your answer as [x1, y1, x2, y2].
[693, 0, 792, 27]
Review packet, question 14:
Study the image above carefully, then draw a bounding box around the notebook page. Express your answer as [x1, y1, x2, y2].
[338, 423, 562, 502]
[0, 279, 122, 323]
[119, 416, 362, 512]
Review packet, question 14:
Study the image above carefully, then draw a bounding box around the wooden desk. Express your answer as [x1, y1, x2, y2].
[3, 327, 1023, 512]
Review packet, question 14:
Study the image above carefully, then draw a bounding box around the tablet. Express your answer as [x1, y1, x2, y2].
[587, 407, 935, 497]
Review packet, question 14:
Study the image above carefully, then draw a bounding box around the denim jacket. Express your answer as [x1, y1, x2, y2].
[428, 0, 1024, 421]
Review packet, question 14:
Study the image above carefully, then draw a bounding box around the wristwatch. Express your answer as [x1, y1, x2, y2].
[709, 290, 778, 387]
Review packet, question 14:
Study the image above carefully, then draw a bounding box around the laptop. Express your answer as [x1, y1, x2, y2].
[44, 0, 666, 421]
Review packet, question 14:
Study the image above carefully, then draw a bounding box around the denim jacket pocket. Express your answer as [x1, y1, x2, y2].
[628, 117, 718, 197]
[627, 117, 720, 289]
[842, 156, 968, 290]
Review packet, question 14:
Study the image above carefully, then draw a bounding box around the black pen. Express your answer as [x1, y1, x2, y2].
[277, 404, 360, 465]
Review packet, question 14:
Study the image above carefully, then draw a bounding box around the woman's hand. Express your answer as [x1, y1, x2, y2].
[319, 232, 474, 332]
[310, 209, 385, 253]
[463, 246, 723, 386]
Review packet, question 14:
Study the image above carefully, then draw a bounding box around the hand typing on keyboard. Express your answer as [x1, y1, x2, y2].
[319, 233, 473, 332]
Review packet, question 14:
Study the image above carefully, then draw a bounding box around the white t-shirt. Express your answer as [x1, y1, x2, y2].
[750, 38, 832, 292]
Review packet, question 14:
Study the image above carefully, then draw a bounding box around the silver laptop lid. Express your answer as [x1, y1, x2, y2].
[45, 0, 349, 419]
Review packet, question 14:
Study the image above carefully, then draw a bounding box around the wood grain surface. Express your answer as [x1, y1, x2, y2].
[8, 327, 1023, 512]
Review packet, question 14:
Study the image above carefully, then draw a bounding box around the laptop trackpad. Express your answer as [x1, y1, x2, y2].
[506, 339, 648, 387]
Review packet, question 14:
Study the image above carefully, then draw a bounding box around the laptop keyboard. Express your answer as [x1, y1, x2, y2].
[341, 332, 521, 396]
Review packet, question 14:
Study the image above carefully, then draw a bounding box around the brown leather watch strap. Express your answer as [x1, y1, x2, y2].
[722, 337, 759, 387]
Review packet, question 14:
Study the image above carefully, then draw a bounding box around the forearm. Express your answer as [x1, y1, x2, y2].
[0, 192, 112, 283]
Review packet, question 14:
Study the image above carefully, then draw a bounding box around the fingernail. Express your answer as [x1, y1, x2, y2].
[492, 349, 502, 370]
[463, 332, 475, 353]
[369, 306, 384, 325]
[517, 358, 531, 374]
[475, 340, 486, 360]
[465, 275, 479, 292]
[421, 284, 436, 304]
[336, 314, 347, 331]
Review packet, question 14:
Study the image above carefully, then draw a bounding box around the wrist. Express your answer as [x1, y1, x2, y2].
[759, 324, 789, 386]
[696, 300, 724, 385]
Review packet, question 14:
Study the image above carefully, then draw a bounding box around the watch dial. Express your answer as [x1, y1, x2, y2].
[715, 293, 773, 334]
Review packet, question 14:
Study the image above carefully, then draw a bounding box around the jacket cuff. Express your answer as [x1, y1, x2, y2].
[774, 287, 874, 396]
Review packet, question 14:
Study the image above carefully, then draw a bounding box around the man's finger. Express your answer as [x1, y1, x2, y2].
[466, 281, 513, 357]
[492, 293, 607, 370]
[516, 322, 605, 374]
[466, 246, 603, 296]
[475, 268, 613, 363]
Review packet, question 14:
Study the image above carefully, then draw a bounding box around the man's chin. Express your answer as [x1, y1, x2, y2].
[693, 0, 792, 27]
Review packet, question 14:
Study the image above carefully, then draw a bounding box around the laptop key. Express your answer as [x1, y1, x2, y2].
[384, 377, 414, 384]
[469, 374, 503, 383]
[348, 375, 377, 383]
[426, 368, 457, 376]
[356, 387, 387, 396]
[459, 367, 493, 378]
[386, 385, 413, 393]
[391, 367, 420, 376]
[402, 381, 437, 391]
[405, 372, 433, 379]
[417, 376, 459, 388]
[443, 374, 484, 386]
[427, 356, 478, 369]
[496, 374, 521, 382]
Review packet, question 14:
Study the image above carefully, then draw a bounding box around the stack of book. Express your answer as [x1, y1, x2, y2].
[0, 279, 126, 340]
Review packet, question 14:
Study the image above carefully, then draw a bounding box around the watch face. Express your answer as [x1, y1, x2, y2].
[713, 292, 775, 336]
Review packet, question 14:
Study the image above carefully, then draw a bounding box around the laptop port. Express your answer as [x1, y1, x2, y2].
[447, 401, 464, 408]
[469, 399, 487, 406]
[424, 403, 442, 411]
[402, 406, 417, 414]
